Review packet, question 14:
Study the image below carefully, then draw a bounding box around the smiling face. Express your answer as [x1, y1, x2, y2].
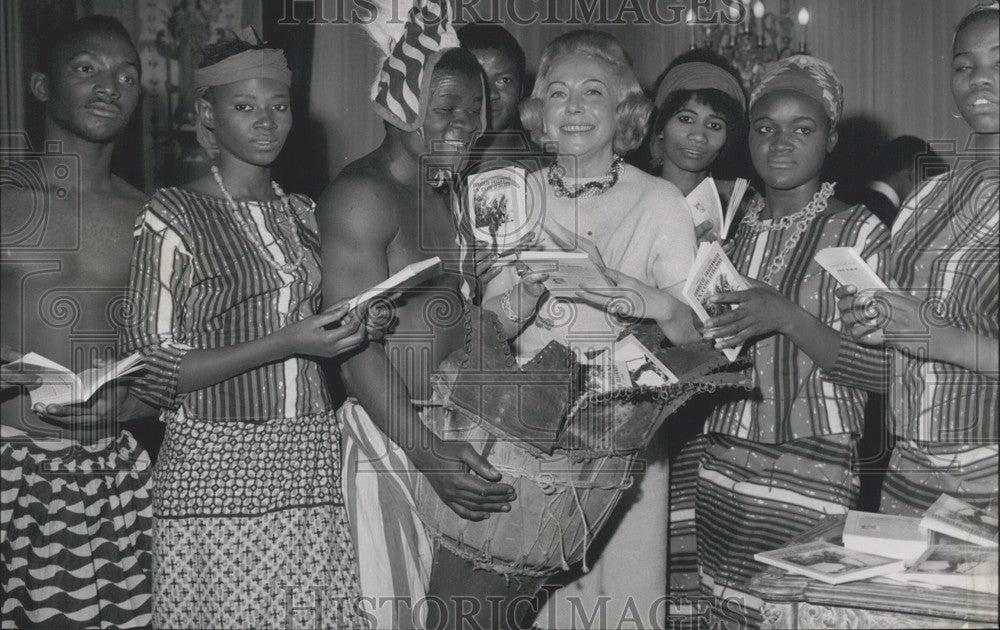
[749, 89, 836, 192]
[952, 12, 999, 134]
[417, 69, 483, 170]
[660, 96, 728, 175]
[542, 52, 619, 176]
[38, 30, 140, 143]
[472, 47, 522, 131]
[201, 77, 291, 168]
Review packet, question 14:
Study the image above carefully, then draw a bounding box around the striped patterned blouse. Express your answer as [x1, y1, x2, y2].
[829, 160, 999, 443]
[119, 187, 331, 422]
[705, 201, 889, 443]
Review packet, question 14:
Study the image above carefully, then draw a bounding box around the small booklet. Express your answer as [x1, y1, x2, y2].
[814, 246, 888, 291]
[890, 545, 999, 594]
[682, 241, 751, 361]
[920, 494, 999, 548]
[347, 257, 442, 311]
[686, 176, 724, 240]
[9, 352, 144, 407]
[721, 178, 749, 240]
[754, 540, 906, 585]
[842, 510, 931, 561]
[578, 334, 679, 393]
[515, 250, 610, 293]
[466, 166, 532, 251]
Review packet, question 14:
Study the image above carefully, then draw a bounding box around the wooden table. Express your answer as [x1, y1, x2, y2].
[747, 515, 999, 629]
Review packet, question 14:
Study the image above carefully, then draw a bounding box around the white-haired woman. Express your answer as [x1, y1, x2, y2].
[489, 29, 700, 629]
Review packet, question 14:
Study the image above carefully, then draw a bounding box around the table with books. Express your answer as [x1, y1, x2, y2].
[747, 509, 999, 629]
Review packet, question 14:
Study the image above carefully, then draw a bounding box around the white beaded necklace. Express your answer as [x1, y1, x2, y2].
[211, 165, 304, 274]
[741, 182, 836, 285]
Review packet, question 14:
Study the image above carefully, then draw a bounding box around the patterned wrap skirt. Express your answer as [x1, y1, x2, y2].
[151, 408, 363, 629]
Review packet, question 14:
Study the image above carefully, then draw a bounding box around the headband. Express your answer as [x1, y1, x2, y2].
[655, 62, 745, 112]
[750, 55, 844, 127]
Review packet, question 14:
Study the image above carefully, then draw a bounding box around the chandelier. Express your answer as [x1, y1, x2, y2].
[687, 0, 811, 89]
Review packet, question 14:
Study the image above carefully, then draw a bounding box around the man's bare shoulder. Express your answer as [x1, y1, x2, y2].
[317, 157, 405, 245]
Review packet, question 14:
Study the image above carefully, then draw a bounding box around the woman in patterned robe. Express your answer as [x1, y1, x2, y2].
[119, 34, 366, 629]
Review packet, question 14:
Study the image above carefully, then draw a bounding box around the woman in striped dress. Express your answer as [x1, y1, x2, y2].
[832, 3, 998, 518]
[688, 56, 889, 627]
[120, 34, 365, 629]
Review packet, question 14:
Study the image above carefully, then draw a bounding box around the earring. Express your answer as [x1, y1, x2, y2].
[950, 109, 964, 119]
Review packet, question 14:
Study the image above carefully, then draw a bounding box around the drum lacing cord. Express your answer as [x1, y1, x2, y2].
[492, 463, 633, 573]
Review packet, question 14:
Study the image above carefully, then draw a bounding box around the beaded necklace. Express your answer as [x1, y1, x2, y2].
[547, 155, 625, 199]
[211, 165, 305, 274]
[741, 182, 835, 285]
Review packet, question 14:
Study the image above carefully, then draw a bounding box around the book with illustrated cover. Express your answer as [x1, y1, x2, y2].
[890, 545, 999, 594]
[578, 334, 679, 394]
[842, 510, 931, 561]
[920, 494, 999, 548]
[347, 257, 442, 311]
[686, 176, 724, 239]
[682, 241, 751, 361]
[9, 352, 144, 407]
[466, 166, 532, 251]
[754, 540, 906, 585]
[515, 250, 610, 293]
[815, 246, 888, 291]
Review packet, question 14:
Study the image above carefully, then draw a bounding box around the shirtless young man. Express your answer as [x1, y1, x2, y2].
[318, 48, 544, 630]
[0, 16, 154, 628]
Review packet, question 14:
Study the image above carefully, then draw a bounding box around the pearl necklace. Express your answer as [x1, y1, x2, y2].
[211, 165, 305, 274]
[547, 155, 624, 199]
[741, 182, 835, 285]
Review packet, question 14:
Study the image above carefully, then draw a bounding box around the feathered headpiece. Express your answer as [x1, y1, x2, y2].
[361, 0, 461, 131]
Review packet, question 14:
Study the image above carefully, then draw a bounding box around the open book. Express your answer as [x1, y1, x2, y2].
[515, 250, 610, 294]
[682, 241, 751, 361]
[466, 166, 532, 251]
[685, 176, 748, 241]
[10, 352, 144, 407]
[347, 257, 442, 311]
[755, 540, 906, 585]
[815, 246, 888, 291]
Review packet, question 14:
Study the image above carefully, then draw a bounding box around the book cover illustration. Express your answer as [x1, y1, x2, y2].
[755, 540, 906, 585]
[682, 241, 751, 361]
[686, 176, 724, 239]
[920, 494, 999, 548]
[893, 545, 999, 594]
[467, 166, 532, 251]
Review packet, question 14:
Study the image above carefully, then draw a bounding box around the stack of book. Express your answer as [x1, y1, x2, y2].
[755, 495, 998, 593]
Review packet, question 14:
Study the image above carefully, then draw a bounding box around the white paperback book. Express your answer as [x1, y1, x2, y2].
[10, 352, 144, 407]
[466, 166, 532, 251]
[515, 250, 610, 293]
[683, 241, 751, 361]
[348, 256, 442, 311]
[815, 246, 888, 291]
[720, 177, 749, 240]
[842, 510, 931, 561]
[890, 545, 999, 594]
[685, 176, 724, 239]
[754, 540, 906, 585]
[920, 493, 999, 548]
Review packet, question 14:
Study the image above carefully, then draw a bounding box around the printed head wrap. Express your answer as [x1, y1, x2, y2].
[654, 62, 745, 112]
[749, 54, 844, 127]
[193, 27, 292, 153]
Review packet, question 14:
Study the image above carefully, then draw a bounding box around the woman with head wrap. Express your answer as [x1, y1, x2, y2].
[650, 49, 752, 241]
[675, 55, 890, 627]
[119, 32, 366, 628]
[833, 3, 998, 518]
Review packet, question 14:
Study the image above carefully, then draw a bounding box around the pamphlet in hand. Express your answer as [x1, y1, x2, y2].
[466, 166, 532, 251]
[10, 352, 144, 407]
[920, 494, 999, 548]
[721, 178, 749, 240]
[515, 250, 610, 294]
[347, 257, 442, 311]
[815, 247, 888, 291]
[754, 540, 906, 585]
[890, 545, 999, 594]
[842, 510, 931, 561]
[578, 334, 679, 393]
[682, 241, 751, 361]
[686, 176, 724, 239]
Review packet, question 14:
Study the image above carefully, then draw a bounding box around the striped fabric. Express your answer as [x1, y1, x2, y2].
[370, 0, 457, 131]
[880, 441, 999, 517]
[338, 399, 433, 630]
[708, 202, 890, 443]
[887, 160, 999, 443]
[1, 424, 152, 628]
[120, 188, 330, 420]
[695, 433, 859, 627]
[119, 188, 363, 627]
[667, 433, 707, 618]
